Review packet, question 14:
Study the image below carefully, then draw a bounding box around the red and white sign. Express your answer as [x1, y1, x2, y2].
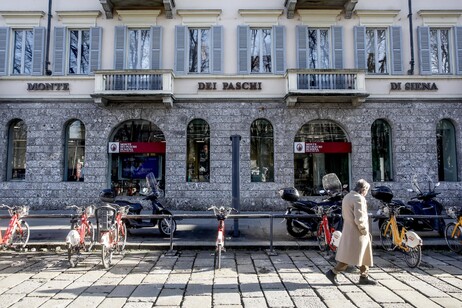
[294, 142, 352, 154]
[108, 142, 166, 154]
[294, 142, 305, 153]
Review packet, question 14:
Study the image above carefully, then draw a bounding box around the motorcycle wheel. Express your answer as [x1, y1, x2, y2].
[101, 245, 113, 269]
[316, 223, 327, 252]
[159, 218, 177, 236]
[404, 245, 422, 268]
[444, 222, 462, 253]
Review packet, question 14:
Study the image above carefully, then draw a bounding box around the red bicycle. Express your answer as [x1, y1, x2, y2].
[208, 206, 236, 269]
[65, 205, 95, 267]
[0, 204, 30, 250]
[315, 205, 342, 253]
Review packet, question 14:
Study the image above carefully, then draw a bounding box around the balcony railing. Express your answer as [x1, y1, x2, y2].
[285, 69, 369, 106]
[92, 70, 174, 106]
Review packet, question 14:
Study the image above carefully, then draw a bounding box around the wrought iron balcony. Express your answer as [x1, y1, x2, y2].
[284, 0, 358, 19]
[92, 70, 174, 106]
[285, 69, 369, 106]
[100, 0, 175, 19]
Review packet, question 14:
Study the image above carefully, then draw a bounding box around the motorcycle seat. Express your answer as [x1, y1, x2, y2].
[292, 200, 317, 211]
[115, 200, 143, 212]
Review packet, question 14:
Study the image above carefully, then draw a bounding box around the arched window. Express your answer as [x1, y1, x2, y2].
[187, 119, 210, 182]
[7, 119, 27, 180]
[65, 120, 86, 182]
[294, 120, 350, 196]
[110, 120, 166, 196]
[371, 119, 393, 181]
[250, 119, 274, 182]
[437, 119, 458, 181]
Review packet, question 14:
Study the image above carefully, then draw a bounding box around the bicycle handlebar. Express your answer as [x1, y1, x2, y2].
[207, 206, 237, 218]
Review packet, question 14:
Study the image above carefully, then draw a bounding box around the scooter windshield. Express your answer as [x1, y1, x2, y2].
[321, 173, 342, 194]
[146, 172, 159, 194]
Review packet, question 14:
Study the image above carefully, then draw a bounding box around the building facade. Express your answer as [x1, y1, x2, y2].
[0, 0, 461, 210]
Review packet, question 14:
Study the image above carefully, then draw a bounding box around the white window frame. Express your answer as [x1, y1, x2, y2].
[430, 28, 451, 74]
[127, 28, 151, 70]
[68, 29, 90, 75]
[250, 28, 272, 73]
[366, 28, 388, 74]
[188, 28, 211, 73]
[12, 29, 33, 75]
[308, 28, 330, 69]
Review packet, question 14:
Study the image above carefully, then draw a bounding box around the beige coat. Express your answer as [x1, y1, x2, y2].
[335, 190, 373, 266]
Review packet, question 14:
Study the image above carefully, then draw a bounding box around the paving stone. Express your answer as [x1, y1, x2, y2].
[9, 295, 49, 308]
[242, 297, 268, 307]
[263, 289, 293, 307]
[128, 284, 161, 302]
[394, 290, 443, 308]
[213, 291, 241, 305]
[431, 297, 462, 307]
[182, 295, 212, 308]
[39, 298, 73, 308]
[155, 287, 184, 306]
[95, 297, 127, 308]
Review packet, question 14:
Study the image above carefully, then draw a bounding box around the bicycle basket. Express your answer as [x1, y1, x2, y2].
[11, 206, 29, 218]
[447, 206, 461, 219]
[85, 205, 95, 216]
[95, 205, 117, 232]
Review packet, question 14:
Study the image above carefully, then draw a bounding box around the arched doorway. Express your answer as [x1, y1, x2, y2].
[108, 120, 166, 197]
[294, 120, 350, 196]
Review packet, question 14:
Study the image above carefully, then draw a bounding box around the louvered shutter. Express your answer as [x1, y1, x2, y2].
[0, 27, 9, 76]
[150, 26, 162, 69]
[237, 25, 249, 74]
[455, 27, 462, 75]
[272, 25, 285, 74]
[296, 26, 308, 69]
[52, 27, 66, 75]
[354, 26, 366, 70]
[32, 27, 45, 75]
[174, 26, 186, 75]
[114, 26, 126, 70]
[89, 27, 102, 73]
[390, 26, 403, 75]
[418, 27, 431, 75]
[332, 26, 343, 69]
[211, 26, 223, 74]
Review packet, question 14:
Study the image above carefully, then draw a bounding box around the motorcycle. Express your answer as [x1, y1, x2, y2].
[101, 172, 177, 237]
[374, 174, 445, 236]
[279, 173, 345, 238]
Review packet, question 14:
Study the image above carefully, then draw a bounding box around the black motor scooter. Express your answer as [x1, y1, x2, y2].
[101, 172, 177, 237]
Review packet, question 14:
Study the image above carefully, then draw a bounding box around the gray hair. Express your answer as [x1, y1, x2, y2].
[353, 179, 370, 195]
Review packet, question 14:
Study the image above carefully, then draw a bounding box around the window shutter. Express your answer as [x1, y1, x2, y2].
[52, 27, 66, 75]
[211, 26, 223, 74]
[296, 26, 308, 69]
[272, 25, 285, 74]
[418, 26, 431, 75]
[237, 25, 249, 74]
[151, 26, 162, 69]
[89, 27, 102, 74]
[390, 26, 403, 75]
[32, 27, 45, 75]
[455, 26, 462, 75]
[354, 26, 366, 70]
[332, 26, 343, 69]
[174, 26, 186, 75]
[114, 26, 126, 70]
[0, 27, 9, 76]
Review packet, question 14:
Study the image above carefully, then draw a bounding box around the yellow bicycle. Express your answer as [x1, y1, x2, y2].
[445, 206, 462, 253]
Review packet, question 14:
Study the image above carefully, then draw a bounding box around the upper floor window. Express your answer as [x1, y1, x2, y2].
[65, 120, 85, 182]
[128, 29, 150, 69]
[53, 27, 101, 76]
[238, 25, 285, 75]
[12, 29, 33, 75]
[355, 26, 403, 75]
[7, 119, 27, 181]
[175, 26, 222, 75]
[308, 28, 329, 69]
[430, 29, 450, 74]
[250, 119, 274, 182]
[371, 119, 393, 182]
[437, 119, 458, 181]
[187, 119, 210, 182]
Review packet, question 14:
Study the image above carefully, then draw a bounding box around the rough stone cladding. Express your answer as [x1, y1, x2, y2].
[1, 99, 462, 211]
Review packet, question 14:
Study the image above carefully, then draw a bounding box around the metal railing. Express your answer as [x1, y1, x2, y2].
[286, 69, 367, 92]
[93, 69, 174, 93]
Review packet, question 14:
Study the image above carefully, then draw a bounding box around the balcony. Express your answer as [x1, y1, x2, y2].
[92, 70, 174, 106]
[285, 0, 358, 19]
[100, 0, 175, 19]
[285, 69, 369, 106]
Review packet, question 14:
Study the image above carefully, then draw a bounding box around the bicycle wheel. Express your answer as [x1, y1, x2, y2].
[404, 245, 422, 268]
[117, 222, 127, 252]
[159, 218, 177, 237]
[84, 222, 96, 252]
[316, 223, 327, 252]
[445, 222, 462, 253]
[10, 220, 30, 249]
[379, 221, 395, 251]
[101, 244, 113, 269]
[215, 243, 222, 269]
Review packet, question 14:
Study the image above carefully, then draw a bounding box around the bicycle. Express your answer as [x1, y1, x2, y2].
[444, 206, 462, 253]
[378, 201, 423, 268]
[0, 204, 30, 250]
[65, 205, 96, 267]
[208, 206, 236, 269]
[315, 205, 342, 253]
[95, 204, 128, 269]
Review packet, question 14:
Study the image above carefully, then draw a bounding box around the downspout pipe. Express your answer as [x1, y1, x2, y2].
[45, 0, 52, 75]
[407, 0, 415, 75]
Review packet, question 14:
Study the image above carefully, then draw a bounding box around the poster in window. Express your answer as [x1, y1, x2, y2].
[121, 156, 160, 179]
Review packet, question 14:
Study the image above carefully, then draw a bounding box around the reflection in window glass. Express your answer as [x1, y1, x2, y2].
[251, 28, 272, 73]
[366, 28, 387, 74]
[128, 29, 150, 69]
[437, 119, 457, 181]
[69, 30, 90, 74]
[66, 120, 85, 182]
[12, 30, 33, 75]
[308, 29, 329, 69]
[294, 120, 349, 196]
[430, 29, 450, 74]
[371, 119, 393, 181]
[7, 120, 27, 180]
[251, 119, 274, 182]
[187, 119, 210, 182]
[189, 28, 210, 73]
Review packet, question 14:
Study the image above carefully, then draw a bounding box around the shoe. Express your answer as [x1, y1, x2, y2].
[325, 270, 339, 286]
[358, 276, 377, 285]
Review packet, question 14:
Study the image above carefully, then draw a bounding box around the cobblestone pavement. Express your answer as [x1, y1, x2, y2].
[0, 248, 461, 308]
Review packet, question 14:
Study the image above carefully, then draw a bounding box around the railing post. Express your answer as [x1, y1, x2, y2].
[266, 214, 277, 256]
[165, 215, 177, 256]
